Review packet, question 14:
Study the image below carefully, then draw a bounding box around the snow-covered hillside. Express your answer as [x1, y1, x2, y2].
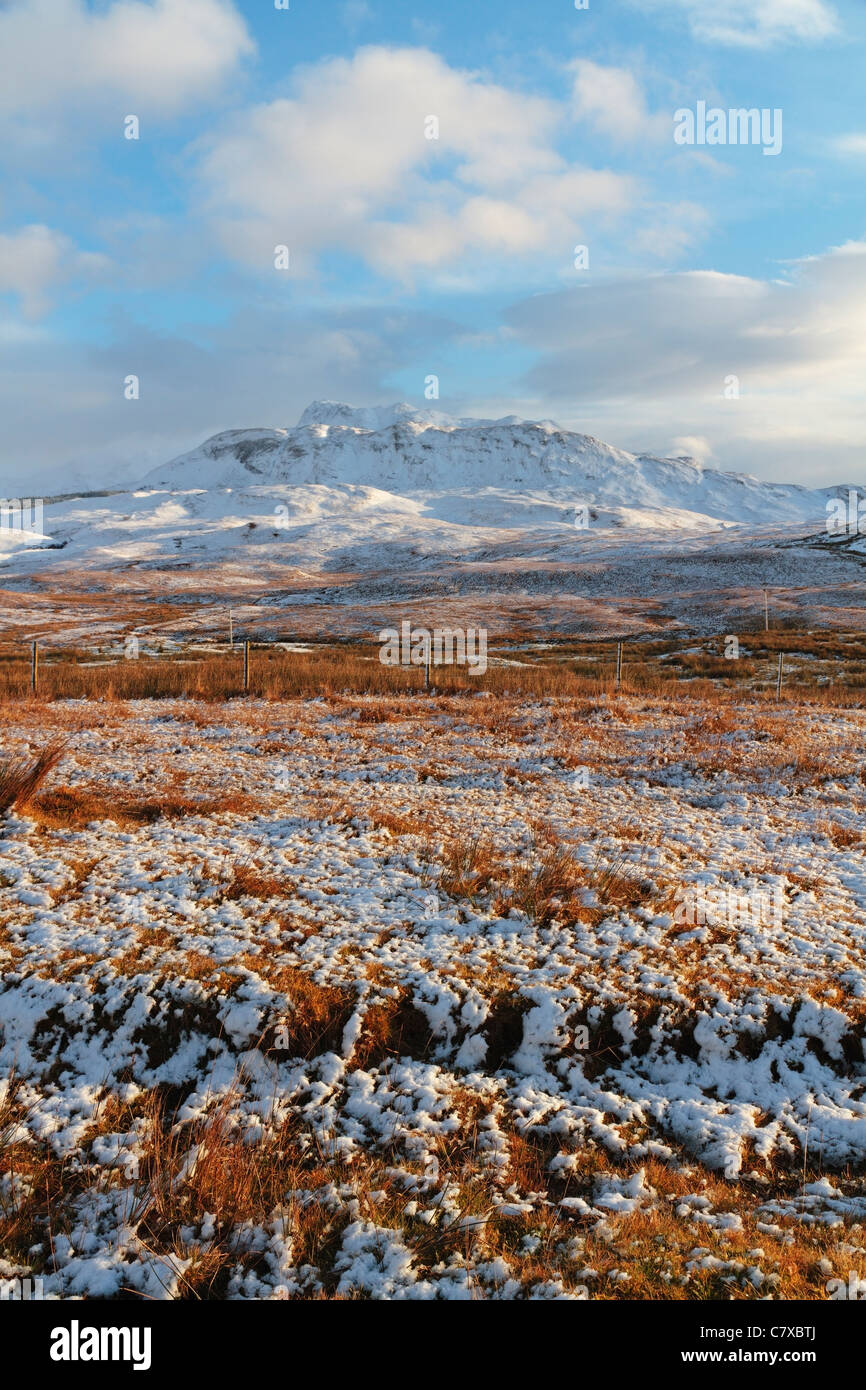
[141, 401, 831, 529]
[2, 405, 859, 624]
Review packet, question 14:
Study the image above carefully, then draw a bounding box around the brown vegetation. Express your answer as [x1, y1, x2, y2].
[1, 627, 865, 705]
[0, 739, 66, 813]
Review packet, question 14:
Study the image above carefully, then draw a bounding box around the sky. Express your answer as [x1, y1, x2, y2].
[0, 0, 865, 491]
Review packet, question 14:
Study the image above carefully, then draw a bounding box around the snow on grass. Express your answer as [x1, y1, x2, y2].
[0, 690, 865, 1299]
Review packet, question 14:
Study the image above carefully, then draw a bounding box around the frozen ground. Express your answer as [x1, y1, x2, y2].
[1, 690, 866, 1299]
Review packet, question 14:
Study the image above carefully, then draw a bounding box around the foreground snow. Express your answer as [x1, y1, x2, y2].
[1, 691, 865, 1299]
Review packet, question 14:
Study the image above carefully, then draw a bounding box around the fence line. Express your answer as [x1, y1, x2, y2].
[2, 632, 863, 703]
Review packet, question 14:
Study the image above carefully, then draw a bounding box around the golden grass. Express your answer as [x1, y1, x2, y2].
[3, 682, 866, 1299]
[438, 836, 505, 901]
[24, 784, 257, 829]
[824, 821, 863, 849]
[434, 833, 666, 930]
[1, 627, 865, 705]
[214, 861, 298, 903]
[0, 739, 66, 813]
[2, 1073, 862, 1300]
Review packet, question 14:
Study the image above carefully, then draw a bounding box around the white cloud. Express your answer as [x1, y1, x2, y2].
[0, 0, 253, 140]
[830, 133, 866, 156]
[630, 201, 711, 259]
[510, 245, 866, 397]
[0, 300, 459, 489]
[0, 224, 108, 316]
[2, 243, 863, 488]
[505, 242, 866, 483]
[671, 434, 713, 463]
[570, 59, 666, 142]
[636, 0, 838, 46]
[195, 45, 637, 281]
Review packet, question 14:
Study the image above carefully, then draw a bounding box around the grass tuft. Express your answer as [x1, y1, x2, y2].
[0, 739, 66, 814]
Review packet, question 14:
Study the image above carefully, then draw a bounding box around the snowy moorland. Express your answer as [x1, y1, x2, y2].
[1, 688, 865, 1300]
[2, 403, 866, 648]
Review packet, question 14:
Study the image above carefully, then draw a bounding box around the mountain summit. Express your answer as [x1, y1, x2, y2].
[141, 402, 827, 528]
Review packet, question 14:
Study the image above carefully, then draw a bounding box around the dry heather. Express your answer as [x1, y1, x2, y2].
[0, 627, 865, 705]
[1, 687, 866, 1300]
[0, 740, 66, 814]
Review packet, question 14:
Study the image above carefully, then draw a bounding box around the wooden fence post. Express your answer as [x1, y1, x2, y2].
[31, 641, 38, 696]
[243, 640, 250, 695]
[776, 651, 784, 701]
[615, 641, 623, 690]
[229, 610, 233, 649]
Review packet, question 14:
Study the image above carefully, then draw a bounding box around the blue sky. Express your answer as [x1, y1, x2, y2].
[0, 0, 865, 489]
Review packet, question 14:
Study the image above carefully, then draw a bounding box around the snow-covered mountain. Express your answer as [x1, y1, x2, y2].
[3, 402, 865, 642]
[140, 400, 832, 529]
[2, 404, 859, 598]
